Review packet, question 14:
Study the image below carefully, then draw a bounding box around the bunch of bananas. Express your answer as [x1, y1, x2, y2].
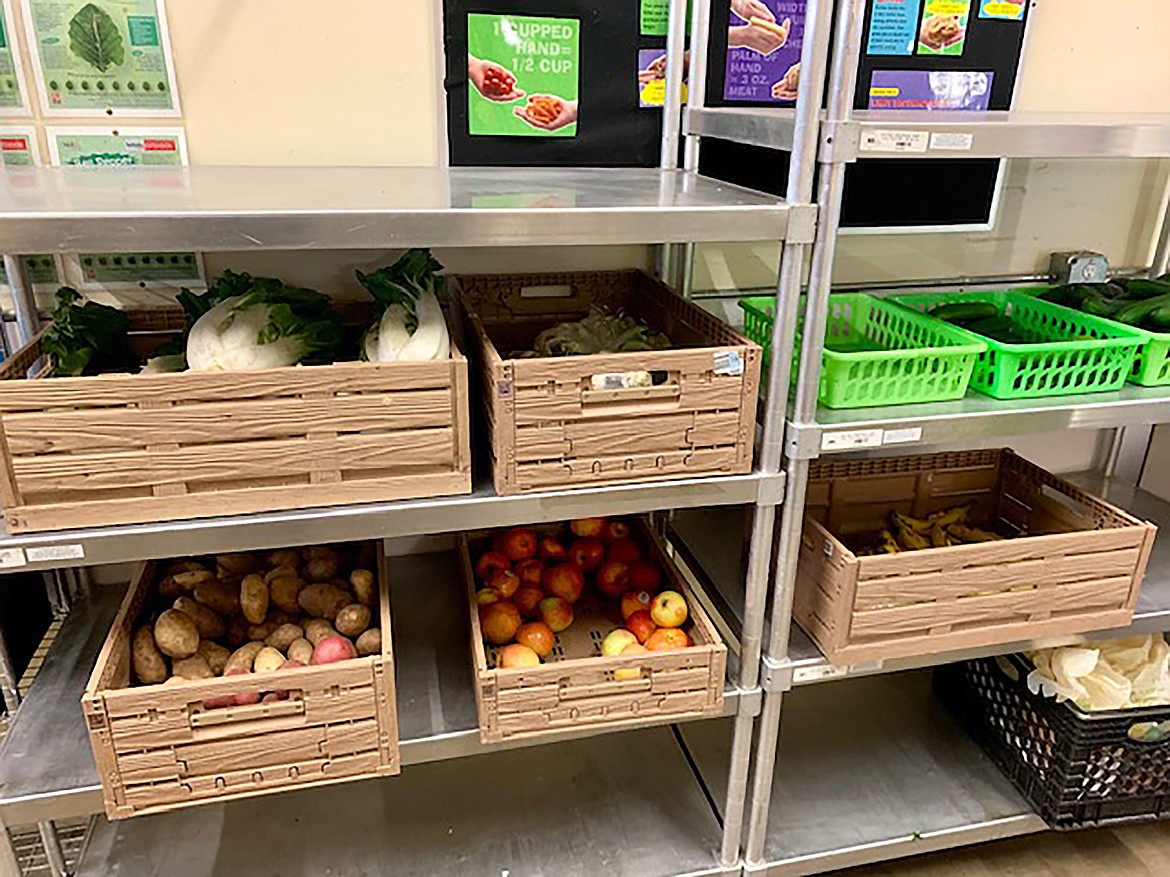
[864, 504, 1003, 555]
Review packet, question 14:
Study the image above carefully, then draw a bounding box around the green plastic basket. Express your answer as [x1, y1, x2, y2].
[890, 289, 1147, 399]
[738, 293, 986, 409]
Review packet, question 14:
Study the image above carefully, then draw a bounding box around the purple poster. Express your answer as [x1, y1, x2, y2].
[723, 0, 806, 103]
[868, 70, 993, 111]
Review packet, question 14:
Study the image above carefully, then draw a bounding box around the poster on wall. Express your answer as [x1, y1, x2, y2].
[723, 0, 804, 103]
[21, 0, 180, 115]
[916, 0, 970, 56]
[0, 1, 30, 115]
[47, 127, 203, 290]
[868, 70, 992, 110]
[0, 127, 63, 291]
[637, 47, 689, 108]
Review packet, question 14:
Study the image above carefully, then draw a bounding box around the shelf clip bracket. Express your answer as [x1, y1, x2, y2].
[819, 120, 861, 165]
[785, 204, 820, 245]
[761, 654, 793, 693]
[756, 471, 787, 508]
[736, 685, 763, 718]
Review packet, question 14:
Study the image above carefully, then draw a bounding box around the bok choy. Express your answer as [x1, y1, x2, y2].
[356, 249, 450, 362]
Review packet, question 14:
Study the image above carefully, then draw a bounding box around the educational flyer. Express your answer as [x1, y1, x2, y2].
[979, 0, 1025, 20]
[866, 0, 923, 56]
[21, 0, 179, 114]
[0, 1, 29, 113]
[868, 70, 993, 110]
[640, 0, 692, 36]
[637, 48, 689, 108]
[0, 126, 35, 165]
[917, 0, 970, 55]
[467, 13, 579, 138]
[724, 0, 805, 103]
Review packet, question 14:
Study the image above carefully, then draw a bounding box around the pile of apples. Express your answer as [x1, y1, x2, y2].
[473, 516, 692, 670]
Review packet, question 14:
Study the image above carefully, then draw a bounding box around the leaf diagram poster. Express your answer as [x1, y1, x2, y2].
[0, 1, 29, 114]
[21, 0, 179, 114]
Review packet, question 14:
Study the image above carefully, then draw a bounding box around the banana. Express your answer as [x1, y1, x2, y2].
[878, 529, 901, 554]
[893, 511, 934, 534]
[930, 524, 953, 548]
[892, 513, 930, 551]
[947, 522, 1003, 543]
[927, 502, 973, 529]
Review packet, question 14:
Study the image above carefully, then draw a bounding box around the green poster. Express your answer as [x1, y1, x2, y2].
[0, 4, 26, 111]
[918, 0, 970, 56]
[77, 251, 198, 283]
[639, 0, 691, 37]
[0, 256, 59, 286]
[0, 129, 34, 165]
[24, 0, 177, 112]
[467, 13, 579, 138]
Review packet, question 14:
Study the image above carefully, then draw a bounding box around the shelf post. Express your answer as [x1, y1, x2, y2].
[2, 256, 39, 347]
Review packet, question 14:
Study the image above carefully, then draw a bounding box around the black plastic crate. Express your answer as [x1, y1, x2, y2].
[934, 652, 1170, 830]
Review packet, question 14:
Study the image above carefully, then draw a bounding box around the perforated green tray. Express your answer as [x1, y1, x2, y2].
[739, 293, 985, 409]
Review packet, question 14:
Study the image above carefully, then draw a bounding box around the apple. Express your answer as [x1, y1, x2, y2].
[515, 558, 545, 589]
[487, 568, 521, 600]
[514, 587, 544, 619]
[480, 602, 522, 645]
[570, 517, 608, 538]
[475, 550, 510, 582]
[627, 561, 663, 592]
[606, 538, 642, 565]
[620, 589, 655, 620]
[542, 563, 585, 604]
[614, 641, 648, 681]
[650, 590, 688, 628]
[595, 561, 630, 598]
[569, 538, 605, 572]
[498, 528, 538, 561]
[601, 628, 638, 657]
[606, 520, 631, 541]
[516, 621, 556, 658]
[538, 536, 568, 562]
[499, 643, 541, 668]
[538, 596, 574, 633]
[625, 610, 657, 644]
[475, 588, 501, 607]
[646, 628, 691, 651]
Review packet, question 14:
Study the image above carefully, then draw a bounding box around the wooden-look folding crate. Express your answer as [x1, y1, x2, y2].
[83, 546, 398, 819]
[0, 308, 471, 532]
[795, 449, 1157, 664]
[459, 518, 727, 743]
[455, 270, 761, 494]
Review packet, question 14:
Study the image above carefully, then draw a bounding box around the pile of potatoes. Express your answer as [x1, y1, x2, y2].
[132, 544, 381, 704]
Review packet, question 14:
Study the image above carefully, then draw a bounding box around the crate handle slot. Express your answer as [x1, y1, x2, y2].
[188, 693, 305, 729]
[580, 370, 682, 412]
[504, 284, 589, 314]
[1127, 720, 1170, 744]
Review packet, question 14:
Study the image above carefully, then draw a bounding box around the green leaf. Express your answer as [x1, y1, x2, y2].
[42, 287, 130, 376]
[68, 4, 125, 73]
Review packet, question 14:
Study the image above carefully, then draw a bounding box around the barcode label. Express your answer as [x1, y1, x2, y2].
[713, 350, 744, 376]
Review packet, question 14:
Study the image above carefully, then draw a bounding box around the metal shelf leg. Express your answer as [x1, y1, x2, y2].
[36, 822, 68, 877]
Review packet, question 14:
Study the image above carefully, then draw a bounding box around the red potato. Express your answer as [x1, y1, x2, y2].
[311, 635, 357, 665]
[223, 667, 261, 706]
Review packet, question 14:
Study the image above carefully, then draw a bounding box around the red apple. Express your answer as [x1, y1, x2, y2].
[601, 628, 638, 657]
[480, 602, 522, 645]
[570, 517, 608, 538]
[475, 550, 510, 582]
[515, 558, 545, 589]
[627, 561, 663, 593]
[498, 527, 538, 561]
[606, 538, 642, 565]
[569, 538, 605, 572]
[595, 561, 630, 598]
[516, 621, 556, 658]
[514, 587, 544, 619]
[539, 596, 574, 632]
[625, 610, 657, 644]
[487, 568, 521, 600]
[605, 520, 631, 541]
[543, 563, 585, 604]
[650, 590, 688, 628]
[646, 628, 691, 651]
[499, 643, 541, 668]
[538, 536, 568, 561]
[620, 589, 655, 620]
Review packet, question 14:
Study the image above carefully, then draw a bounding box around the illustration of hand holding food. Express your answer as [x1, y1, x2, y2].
[771, 63, 801, 101]
[639, 51, 691, 86]
[728, 0, 791, 58]
[514, 97, 578, 132]
[468, 54, 524, 102]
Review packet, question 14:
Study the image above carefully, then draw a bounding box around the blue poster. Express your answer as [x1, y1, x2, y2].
[866, 0, 922, 56]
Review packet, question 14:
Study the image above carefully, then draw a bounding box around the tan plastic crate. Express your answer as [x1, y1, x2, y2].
[0, 307, 471, 533]
[460, 517, 727, 743]
[795, 449, 1157, 664]
[83, 545, 399, 819]
[455, 270, 761, 495]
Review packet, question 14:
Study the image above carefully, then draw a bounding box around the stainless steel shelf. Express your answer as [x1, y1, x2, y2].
[787, 385, 1170, 460]
[682, 673, 1045, 876]
[0, 166, 812, 252]
[0, 548, 740, 825]
[668, 506, 753, 653]
[74, 724, 730, 877]
[685, 107, 797, 153]
[0, 470, 778, 573]
[781, 475, 1170, 686]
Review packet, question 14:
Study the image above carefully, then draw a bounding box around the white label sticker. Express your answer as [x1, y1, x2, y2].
[859, 129, 929, 154]
[0, 547, 26, 569]
[929, 132, 975, 151]
[25, 544, 85, 562]
[883, 427, 924, 445]
[821, 429, 883, 452]
[792, 663, 848, 683]
[713, 350, 744, 376]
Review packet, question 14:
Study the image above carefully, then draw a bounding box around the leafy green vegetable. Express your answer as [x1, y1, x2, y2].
[68, 4, 125, 73]
[42, 287, 130, 376]
[356, 249, 450, 362]
[533, 311, 671, 357]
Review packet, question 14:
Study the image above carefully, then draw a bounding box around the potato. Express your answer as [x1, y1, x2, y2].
[172, 654, 214, 680]
[163, 676, 190, 686]
[349, 569, 377, 608]
[226, 615, 250, 647]
[194, 579, 241, 616]
[164, 560, 206, 577]
[298, 584, 350, 619]
[224, 642, 264, 673]
[173, 568, 214, 590]
[311, 635, 357, 665]
[267, 609, 296, 627]
[247, 617, 282, 642]
[253, 646, 286, 674]
[303, 619, 338, 647]
[223, 667, 261, 706]
[197, 640, 231, 675]
[173, 596, 226, 640]
[154, 609, 200, 659]
[355, 628, 381, 657]
[288, 637, 315, 665]
[157, 576, 186, 599]
[132, 625, 168, 684]
[304, 556, 339, 583]
[240, 574, 269, 625]
[216, 553, 258, 575]
[268, 576, 303, 615]
[264, 565, 298, 584]
[265, 549, 301, 570]
[335, 604, 371, 638]
[265, 623, 304, 652]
